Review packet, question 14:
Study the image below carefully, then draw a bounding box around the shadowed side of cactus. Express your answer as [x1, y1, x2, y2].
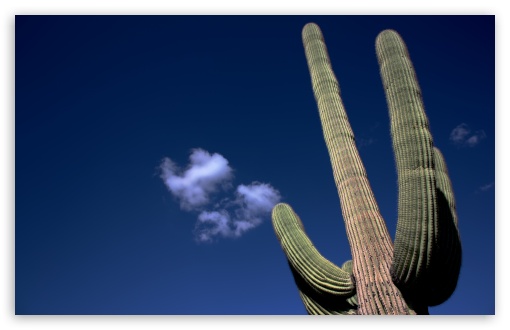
[271, 23, 461, 315]
[376, 30, 461, 307]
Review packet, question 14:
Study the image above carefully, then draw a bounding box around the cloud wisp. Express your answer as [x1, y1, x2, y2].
[160, 149, 281, 243]
[195, 182, 281, 242]
[356, 137, 375, 148]
[478, 182, 495, 193]
[450, 123, 486, 147]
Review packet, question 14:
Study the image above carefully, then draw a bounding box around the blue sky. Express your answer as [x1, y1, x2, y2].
[15, 15, 494, 315]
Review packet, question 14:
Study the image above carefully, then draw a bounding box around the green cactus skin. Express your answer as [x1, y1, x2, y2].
[272, 23, 461, 315]
[376, 30, 462, 307]
[272, 204, 357, 314]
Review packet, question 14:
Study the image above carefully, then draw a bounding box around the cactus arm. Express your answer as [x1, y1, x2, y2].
[433, 147, 459, 228]
[341, 260, 359, 308]
[298, 291, 358, 315]
[341, 259, 353, 274]
[376, 31, 462, 306]
[292, 262, 358, 315]
[376, 29, 438, 292]
[425, 147, 461, 305]
[272, 203, 355, 296]
[272, 203, 358, 314]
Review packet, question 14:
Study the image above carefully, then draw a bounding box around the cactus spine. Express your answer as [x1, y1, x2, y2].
[272, 23, 461, 315]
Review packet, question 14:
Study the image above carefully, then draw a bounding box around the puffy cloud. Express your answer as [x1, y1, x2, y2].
[160, 150, 281, 243]
[159, 149, 233, 211]
[450, 123, 486, 147]
[195, 210, 232, 242]
[236, 183, 281, 215]
[232, 182, 281, 237]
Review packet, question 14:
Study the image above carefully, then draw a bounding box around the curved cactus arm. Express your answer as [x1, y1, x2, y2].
[425, 147, 461, 306]
[290, 259, 358, 314]
[341, 260, 359, 308]
[341, 259, 353, 274]
[298, 291, 358, 315]
[298, 291, 331, 314]
[272, 203, 355, 296]
[292, 259, 359, 315]
[376, 29, 439, 292]
[272, 203, 358, 314]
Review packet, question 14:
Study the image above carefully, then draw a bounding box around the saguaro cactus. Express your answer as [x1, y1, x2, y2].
[272, 23, 461, 315]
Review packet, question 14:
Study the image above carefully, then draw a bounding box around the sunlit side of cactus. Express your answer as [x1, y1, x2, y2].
[272, 23, 461, 315]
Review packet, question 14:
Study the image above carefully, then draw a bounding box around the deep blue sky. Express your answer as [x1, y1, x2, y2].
[15, 15, 494, 315]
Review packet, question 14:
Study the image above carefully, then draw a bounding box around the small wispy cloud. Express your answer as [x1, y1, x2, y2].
[478, 182, 495, 192]
[465, 133, 487, 147]
[450, 123, 486, 147]
[357, 137, 375, 148]
[356, 122, 380, 148]
[159, 149, 281, 243]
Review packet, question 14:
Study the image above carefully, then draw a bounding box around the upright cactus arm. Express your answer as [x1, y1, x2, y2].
[433, 147, 459, 228]
[426, 147, 461, 306]
[376, 30, 461, 305]
[376, 29, 437, 292]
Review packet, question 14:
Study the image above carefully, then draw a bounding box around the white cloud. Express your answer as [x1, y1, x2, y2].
[193, 182, 281, 242]
[449, 123, 470, 144]
[195, 210, 232, 242]
[159, 149, 233, 211]
[450, 123, 486, 147]
[466, 131, 487, 147]
[236, 183, 281, 215]
[160, 150, 281, 243]
[232, 182, 281, 237]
